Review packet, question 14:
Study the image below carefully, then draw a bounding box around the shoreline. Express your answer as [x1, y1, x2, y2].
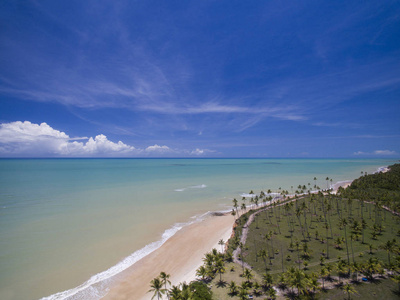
[41, 165, 390, 299]
[102, 166, 390, 299]
[103, 213, 235, 300]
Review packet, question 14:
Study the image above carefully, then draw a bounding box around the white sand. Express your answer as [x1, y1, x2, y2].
[103, 213, 235, 300]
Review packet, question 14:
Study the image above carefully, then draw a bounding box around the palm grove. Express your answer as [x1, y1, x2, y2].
[149, 164, 400, 299]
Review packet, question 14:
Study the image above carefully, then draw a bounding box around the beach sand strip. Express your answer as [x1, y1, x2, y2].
[103, 213, 234, 300]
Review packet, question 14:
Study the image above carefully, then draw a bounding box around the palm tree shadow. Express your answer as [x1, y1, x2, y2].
[392, 289, 400, 297]
[216, 279, 227, 288]
[370, 278, 382, 285]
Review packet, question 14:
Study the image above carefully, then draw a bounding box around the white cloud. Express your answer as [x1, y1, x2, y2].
[191, 148, 204, 155]
[353, 151, 367, 155]
[60, 134, 135, 156]
[190, 148, 216, 156]
[374, 150, 397, 155]
[0, 121, 136, 157]
[145, 144, 171, 152]
[354, 150, 397, 156]
[0, 121, 219, 157]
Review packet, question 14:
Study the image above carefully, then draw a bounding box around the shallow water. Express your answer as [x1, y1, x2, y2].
[0, 158, 393, 299]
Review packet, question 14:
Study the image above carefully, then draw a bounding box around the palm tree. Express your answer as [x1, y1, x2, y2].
[291, 268, 309, 296]
[159, 272, 171, 300]
[196, 265, 208, 281]
[243, 268, 254, 284]
[148, 277, 166, 300]
[238, 285, 249, 300]
[267, 287, 277, 299]
[218, 239, 225, 253]
[262, 272, 274, 290]
[308, 273, 320, 297]
[339, 217, 350, 265]
[228, 281, 238, 296]
[180, 282, 192, 299]
[258, 249, 268, 270]
[169, 285, 182, 300]
[231, 208, 236, 220]
[320, 267, 328, 289]
[342, 283, 357, 300]
[233, 198, 239, 217]
[215, 258, 225, 282]
[380, 239, 397, 266]
[241, 202, 247, 213]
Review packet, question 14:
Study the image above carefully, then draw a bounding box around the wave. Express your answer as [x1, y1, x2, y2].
[40, 215, 211, 300]
[174, 184, 207, 192]
[374, 166, 389, 174]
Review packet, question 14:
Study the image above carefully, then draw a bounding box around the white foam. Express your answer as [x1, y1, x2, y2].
[174, 184, 207, 192]
[240, 193, 257, 198]
[190, 184, 207, 189]
[40, 219, 204, 300]
[374, 166, 389, 174]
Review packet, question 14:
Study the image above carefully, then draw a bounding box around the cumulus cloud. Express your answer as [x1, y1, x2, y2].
[0, 121, 218, 157]
[190, 148, 216, 156]
[354, 150, 397, 156]
[145, 144, 171, 152]
[0, 121, 136, 157]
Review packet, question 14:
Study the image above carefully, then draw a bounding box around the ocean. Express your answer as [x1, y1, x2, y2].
[0, 158, 394, 299]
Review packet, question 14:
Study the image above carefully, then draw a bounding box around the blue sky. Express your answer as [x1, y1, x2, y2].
[0, 0, 399, 157]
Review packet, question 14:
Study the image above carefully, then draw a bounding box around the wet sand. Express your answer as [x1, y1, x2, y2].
[103, 213, 235, 300]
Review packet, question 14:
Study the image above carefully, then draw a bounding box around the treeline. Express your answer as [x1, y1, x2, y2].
[343, 163, 400, 213]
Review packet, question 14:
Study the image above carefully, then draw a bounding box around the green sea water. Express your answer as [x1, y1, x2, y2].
[0, 158, 394, 299]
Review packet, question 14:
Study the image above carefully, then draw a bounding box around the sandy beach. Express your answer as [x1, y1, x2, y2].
[103, 213, 235, 300]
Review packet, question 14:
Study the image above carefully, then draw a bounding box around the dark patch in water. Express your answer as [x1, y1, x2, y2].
[211, 212, 225, 216]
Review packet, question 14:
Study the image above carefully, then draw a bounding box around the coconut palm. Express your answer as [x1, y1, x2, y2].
[380, 239, 397, 266]
[238, 285, 249, 300]
[262, 272, 273, 289]
[148, 277, 166, 300]
[308, 273, 320, 297]
[169, 285, 182, 300]
[228, 281, 238, 296]
[266, 287, 277, 299]
[290, 268, 309, 296]
[339, 217, 350, 264]
[218, 239, 225, 253]
[159, 272, 171, 300]
[233, 198, 239, 217]
[258, 249, 268, 270]
[241, 202, 247, 213]
[320, 267, 328, 289]
[243, 268, 254, 284]
[342, 283, 357, 300]
[215, 258, 225, 282]
[196, 265, 208, 281]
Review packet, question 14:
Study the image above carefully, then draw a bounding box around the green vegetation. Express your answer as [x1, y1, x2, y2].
[150, 164, 400, 299]
[149, 271, 213, 300]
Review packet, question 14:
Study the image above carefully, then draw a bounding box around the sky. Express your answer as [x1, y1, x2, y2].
[0, 1, 399, 158]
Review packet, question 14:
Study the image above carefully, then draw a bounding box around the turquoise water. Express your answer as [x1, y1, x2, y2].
[0, 158, 394, 299]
